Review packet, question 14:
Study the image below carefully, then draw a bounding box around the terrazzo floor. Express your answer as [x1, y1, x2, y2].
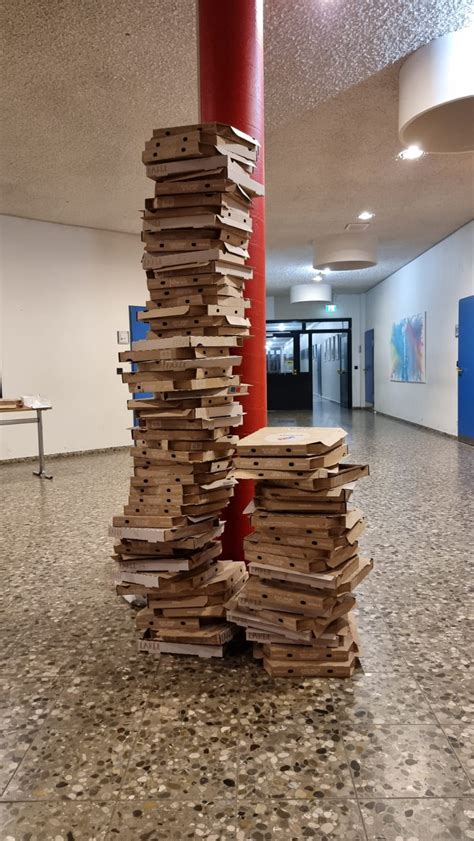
[0, 404, 473, 840]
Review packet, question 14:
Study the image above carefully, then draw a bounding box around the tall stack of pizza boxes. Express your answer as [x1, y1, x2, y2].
[109, 123, 264, 659]
[227, 427, 372, 677]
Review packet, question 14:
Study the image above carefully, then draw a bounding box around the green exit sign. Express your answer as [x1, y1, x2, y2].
[325, 304, 337, 313]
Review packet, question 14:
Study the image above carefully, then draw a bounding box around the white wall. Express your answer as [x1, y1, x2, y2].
[266, 295, 275, 319]
[364, 222, 474, 435]
[0, 216, 144, 459]
[272, 293, 364, 406]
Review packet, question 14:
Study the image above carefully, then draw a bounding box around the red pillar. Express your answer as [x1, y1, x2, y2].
[198, 0, 266, 562]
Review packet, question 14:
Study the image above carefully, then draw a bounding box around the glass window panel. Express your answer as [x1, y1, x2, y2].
[266, 335, 295, 374]
[266, 321, 303, 332]
[299, 333, 309, 372]
[306, 320, 349, 330]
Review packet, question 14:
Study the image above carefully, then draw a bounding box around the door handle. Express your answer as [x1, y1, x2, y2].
[457, 367, 463, 374]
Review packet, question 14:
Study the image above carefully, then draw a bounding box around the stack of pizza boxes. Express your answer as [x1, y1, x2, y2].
[109, 123, 264, 659]
[227, 427, 372, 676]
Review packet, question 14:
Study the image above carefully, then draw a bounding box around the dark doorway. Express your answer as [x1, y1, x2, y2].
[266, 326, 312, 410]
[339, 333, 350, 408]
[364, 328, 374, 405]
[266, 319, 352, 411]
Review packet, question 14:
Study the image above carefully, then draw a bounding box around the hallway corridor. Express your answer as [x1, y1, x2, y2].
[0, 411, 472, 839]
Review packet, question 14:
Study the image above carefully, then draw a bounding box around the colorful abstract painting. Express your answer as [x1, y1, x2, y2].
[390, 313, 425, 382]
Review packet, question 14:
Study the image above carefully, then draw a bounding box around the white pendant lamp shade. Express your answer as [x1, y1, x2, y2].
[399, 28, 474, 154]
[290, 283, 332, 304]
[314, 234, 377, 271]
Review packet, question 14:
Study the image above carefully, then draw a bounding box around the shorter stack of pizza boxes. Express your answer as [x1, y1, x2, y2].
[227, 427, 372, 677]
[108, 122, 263, 659]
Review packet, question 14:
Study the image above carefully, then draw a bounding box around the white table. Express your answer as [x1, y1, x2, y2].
[0, 406, 53, 479]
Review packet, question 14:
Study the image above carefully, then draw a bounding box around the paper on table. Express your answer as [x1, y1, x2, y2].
[21, 395, 52, 409]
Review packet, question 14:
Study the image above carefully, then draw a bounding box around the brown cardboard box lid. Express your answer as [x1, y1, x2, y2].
[236, 427, 347, 455]
[132, 335, 239, 351]
[150, 122, 259, 149]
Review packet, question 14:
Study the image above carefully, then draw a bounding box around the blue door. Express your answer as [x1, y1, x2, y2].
[364, 329, 374, 405]
[128, 306, 152, 400]
[458, 295, 474, 443]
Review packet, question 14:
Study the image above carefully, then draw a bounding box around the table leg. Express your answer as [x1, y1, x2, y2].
[33, 410, 53, 479]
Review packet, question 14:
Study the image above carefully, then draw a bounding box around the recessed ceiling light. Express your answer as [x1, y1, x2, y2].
[398, 145, 425, 160]
[313, 274, 322, 282]
[358, 211, 375, 221]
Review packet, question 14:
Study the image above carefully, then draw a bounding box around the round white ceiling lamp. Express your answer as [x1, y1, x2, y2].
[399, 27, 474, 154]
[313, 233, 377, 271]
[290, 283, 332, 304]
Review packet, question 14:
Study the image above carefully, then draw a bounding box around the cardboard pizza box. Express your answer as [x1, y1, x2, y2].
[247, 554, 362, 592]
[145, 155, 264, 197]
[236, 427, 348, 456]
[262, 653, 356, 678]
[235, 444, 348, 472]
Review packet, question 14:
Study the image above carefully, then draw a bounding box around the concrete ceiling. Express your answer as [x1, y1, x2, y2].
[1, 0, 473, 294]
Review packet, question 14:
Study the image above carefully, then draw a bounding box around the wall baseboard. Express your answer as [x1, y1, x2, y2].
[0, 445, 129, 465]
[373, 410, 459, 441]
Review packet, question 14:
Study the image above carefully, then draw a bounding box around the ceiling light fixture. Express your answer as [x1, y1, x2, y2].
[399, 28, 474, 154]
[291, 284, 332, 304]
[313, 274, 323, 282]
[314, 234, 378, 271]
[358, 211, 375, 220]
[398, 145, 425, 160]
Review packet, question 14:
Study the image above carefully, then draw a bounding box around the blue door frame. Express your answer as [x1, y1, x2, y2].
[364, 329, 374, 405]
[458, 295, 474, 444]
[128, 305, 152, 400]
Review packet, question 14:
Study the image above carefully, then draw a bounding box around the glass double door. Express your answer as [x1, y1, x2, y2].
[338, 333, 351, 408]
[312, 332, 351, 409]
[266, 330, 312, 410]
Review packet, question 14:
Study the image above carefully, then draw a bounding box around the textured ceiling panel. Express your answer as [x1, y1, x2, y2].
[1, 0, 473, 291]
[265, 61, 474, 292]
[0, 0, 198, 232]
[264, 0, 473, 126]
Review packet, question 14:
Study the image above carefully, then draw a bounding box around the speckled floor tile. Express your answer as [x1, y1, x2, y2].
[0, 637, 82, 678]
[332, 671, 435, 725]
[235, 799, 365, 840]
[445, 723, 474, 782]
[343, 724, 472, 798]
[2, 711, 141, 801]
[120, 713, 239, 801]
[108, 800, 236, 839]
[356, 633, 410, 674]
[0, 674, 63, 736]
[0, 731, 34, 795]
[151, 657, 243, 716]
[239, 672, 338, 726]
[2, 409, 474, 838]
[416, 674, 474, 724]
[237, 723, 353, 800]
[0, 800, 113, 840]
[360, 797, 474, 840]
[394, 626, 473, 677]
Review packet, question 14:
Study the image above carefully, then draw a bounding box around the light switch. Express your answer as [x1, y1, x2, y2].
[117, 330, 130, 345]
